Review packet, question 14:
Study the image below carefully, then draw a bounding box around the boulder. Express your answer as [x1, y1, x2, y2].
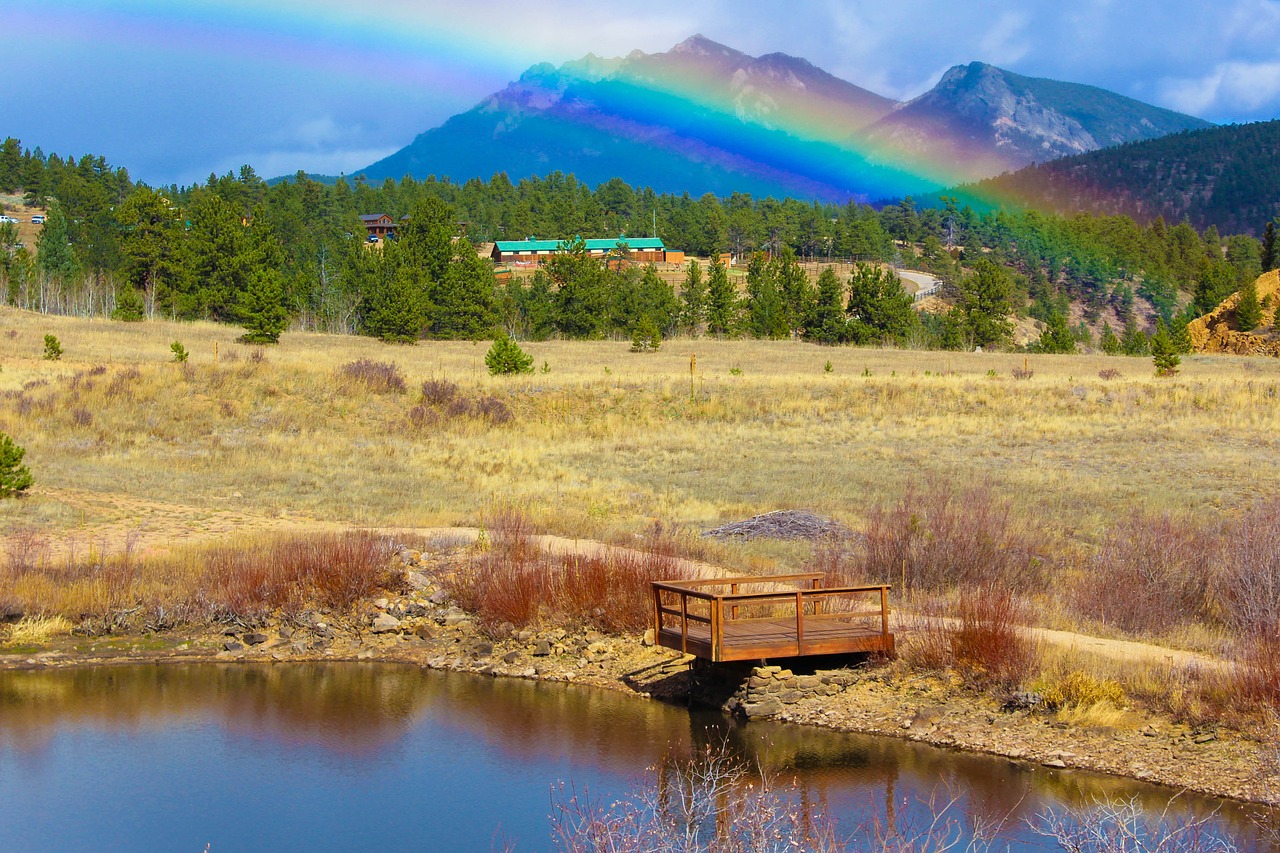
[243, 632, 268, 646]
[371, 613, 402, 634]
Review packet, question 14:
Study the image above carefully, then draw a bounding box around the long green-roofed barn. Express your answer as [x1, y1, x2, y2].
[491, 236, 668, 266]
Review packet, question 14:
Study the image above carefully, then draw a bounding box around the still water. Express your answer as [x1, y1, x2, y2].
[0, 663, 1268, 852]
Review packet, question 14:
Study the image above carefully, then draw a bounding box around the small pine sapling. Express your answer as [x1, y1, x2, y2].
[1151, 321, 1181, 377]
[484, 333, 534, 375]
[0, 432, 33, 497]
[629, 316, 662, 352]
[42, 334, 62, 360]
[170, 341, 189, 362]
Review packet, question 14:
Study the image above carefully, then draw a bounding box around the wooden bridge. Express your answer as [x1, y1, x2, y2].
[651, 573, 894, 663]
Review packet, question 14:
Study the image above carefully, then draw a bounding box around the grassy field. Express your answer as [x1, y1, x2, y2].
[3, 304, 1277, 547]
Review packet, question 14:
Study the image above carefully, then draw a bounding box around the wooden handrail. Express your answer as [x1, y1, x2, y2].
[656, 572, 826, 589]
[652, 577, 893, 658]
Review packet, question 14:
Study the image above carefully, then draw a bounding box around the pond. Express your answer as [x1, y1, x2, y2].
[0, 663, 1268, 851]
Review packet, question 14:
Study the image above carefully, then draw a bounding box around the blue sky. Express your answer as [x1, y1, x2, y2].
[5, 0, 1280, 185]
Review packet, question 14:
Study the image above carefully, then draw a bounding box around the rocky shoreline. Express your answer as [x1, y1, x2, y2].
[1, 562, 1274, 807]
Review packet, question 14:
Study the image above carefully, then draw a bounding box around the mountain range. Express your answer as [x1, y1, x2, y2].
[356, 35, 1212, 203]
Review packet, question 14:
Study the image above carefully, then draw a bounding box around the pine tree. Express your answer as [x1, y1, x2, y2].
[0, 431, 33, 497]
[744, 253, 787, 339]
[361, 264, 428, 343]
[1235, 279, 1262, 332]
[678, 259, 706, 335]
[1262, 221, 1278, 273]
[1032, 310, 1076, 353]
[239, 268, 290, 343]
[805, 267, 847, 345]
[36, 202, 77, 282]
[1099, 322, 1122, 355]
[705, 255, 737, 337]
[1151, 319, 1181, 376]
[846, 263, 917, 345]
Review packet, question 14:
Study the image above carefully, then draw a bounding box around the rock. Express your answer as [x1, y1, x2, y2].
[443, 611, 470, 627]
[1043, 759, 1067, 769]
[278, 626, 293, 640]
[642, 628, 655, 646]
[503, 651, 521, 664]
[742, 696, 784, 718]
[371, 613, 402, 634]
[516, 630, 535, 643]
[470, 642, 494, 658]
[243, 632, 268, 646]
[403, 603, 428, 619]
[406, 571, 431, 590]
[413, 623, 434, 640]
[223, 640, 245, 652]
[779, 690, 806, 704]
[532, 640, 553, 657]
[1194, 733, 1216, 744]
[428, 590, 450, 606]
[373, 598, 389, 610]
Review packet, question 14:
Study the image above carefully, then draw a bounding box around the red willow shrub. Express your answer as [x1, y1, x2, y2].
[858, 478, 1046, 595]
[1072, 511, 1217, 635]
[442, 507, 691, 636]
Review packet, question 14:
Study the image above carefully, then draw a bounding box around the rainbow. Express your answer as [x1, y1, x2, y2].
[30, 3, 1039, 207]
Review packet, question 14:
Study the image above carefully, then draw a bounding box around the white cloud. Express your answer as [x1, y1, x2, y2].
[978, 11, 1031, 66]
[1161, 60, 1280, 117]
[205, 147, 400, 182]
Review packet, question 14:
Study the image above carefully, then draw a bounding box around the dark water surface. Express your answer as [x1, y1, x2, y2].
[0, 663, 1268, 852]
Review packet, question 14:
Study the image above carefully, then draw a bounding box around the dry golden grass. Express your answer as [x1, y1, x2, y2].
[4, 615, 73, 646]
[2, 304, 1279, 554]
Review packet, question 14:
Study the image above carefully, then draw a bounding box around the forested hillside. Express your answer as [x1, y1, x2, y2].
[964, 120, 1280, 236]
[0, 136, 1273, 355]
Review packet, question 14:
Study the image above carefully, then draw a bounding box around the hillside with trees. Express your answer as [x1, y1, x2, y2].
[962, 120, 1280, 236]
[1, 135, 1273, 357]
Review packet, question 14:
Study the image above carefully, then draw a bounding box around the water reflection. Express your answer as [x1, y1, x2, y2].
[0, 664, 1270, 851]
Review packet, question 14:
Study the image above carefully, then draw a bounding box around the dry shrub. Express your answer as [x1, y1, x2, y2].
[444, 508, 689, 636]
[1073, 511, 1216, 634]
[902, 586, 1039, 689]
[1011, 366, 1034, 380]
[195, 531, 397, 622]
[1221, 498, 1280, 640]
[473, 395, 513, 425]
[1097, 367, 1123, 380]
[405, 404, 440, 432]
[949, 584, 1040, 688]
[421, 378, 458, 406]
[1031, 670, 1125, 710]
[859, 478, 1045, 594]
[336, 358, 406, 394]
[1233, 635, 1280, 708]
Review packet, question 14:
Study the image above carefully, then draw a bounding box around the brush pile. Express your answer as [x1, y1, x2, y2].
[701, 510, 848, 541]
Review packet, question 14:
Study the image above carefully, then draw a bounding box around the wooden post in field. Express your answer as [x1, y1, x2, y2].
[214, 340, 218, 362]
[690, 353, 696, 403]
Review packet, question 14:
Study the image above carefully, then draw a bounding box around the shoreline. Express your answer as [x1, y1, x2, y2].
[2, 609, 1273, 808]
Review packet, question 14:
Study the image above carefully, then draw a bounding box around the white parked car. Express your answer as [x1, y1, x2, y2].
[0, 215, 18, 224]
[31, 215, 44, 225]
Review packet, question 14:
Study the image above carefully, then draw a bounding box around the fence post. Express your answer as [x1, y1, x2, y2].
[881, 586, 889, 639]
[796, 591, 805, 655]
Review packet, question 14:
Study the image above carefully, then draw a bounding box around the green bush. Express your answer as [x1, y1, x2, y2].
[0, 432, 33, 497]
[485, 334, 533, 375]
[170, 341, 189, 363]
[42, 334, 62, 361]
